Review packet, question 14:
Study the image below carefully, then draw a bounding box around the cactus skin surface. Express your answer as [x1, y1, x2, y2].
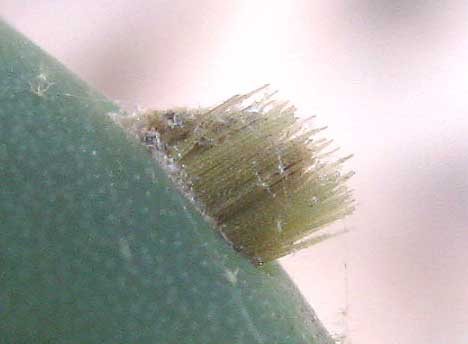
[0, 21, 335, 344]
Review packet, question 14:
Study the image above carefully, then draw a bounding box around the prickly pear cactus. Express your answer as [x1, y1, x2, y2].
[0, 20, 335, 343]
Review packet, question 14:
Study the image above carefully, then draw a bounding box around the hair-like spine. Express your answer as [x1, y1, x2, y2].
[118, 85, 355, 266]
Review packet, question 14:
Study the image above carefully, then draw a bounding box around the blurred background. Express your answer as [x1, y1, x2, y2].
[2, 1, 468, 343]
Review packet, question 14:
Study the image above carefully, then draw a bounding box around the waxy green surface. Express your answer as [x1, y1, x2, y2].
[0, 21, 334, 343]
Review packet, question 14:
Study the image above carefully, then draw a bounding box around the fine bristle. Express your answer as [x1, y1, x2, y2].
[120, 87, 355, 266]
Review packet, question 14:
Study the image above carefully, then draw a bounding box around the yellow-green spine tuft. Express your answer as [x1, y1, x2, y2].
[121, 86, 355, 266]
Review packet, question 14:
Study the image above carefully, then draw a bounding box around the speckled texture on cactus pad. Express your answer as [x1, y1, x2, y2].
[0, 20, 334, 344]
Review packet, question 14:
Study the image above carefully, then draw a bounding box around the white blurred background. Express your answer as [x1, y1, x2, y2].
[2, 1, 468, 343]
